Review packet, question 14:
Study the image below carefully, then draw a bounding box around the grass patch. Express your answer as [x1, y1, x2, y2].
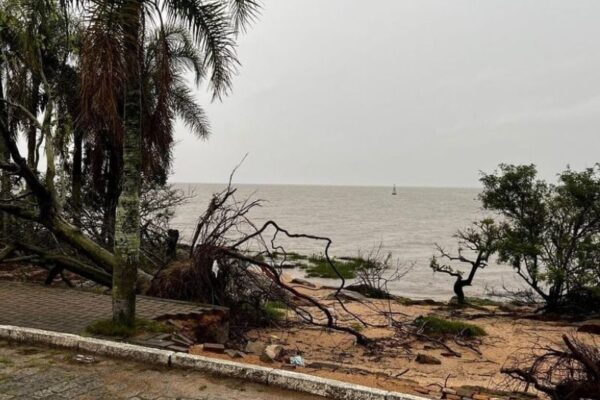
[346, 283, 392, 299]
[263, 301, 287, 321]
[302, 254, 363, 279]
[415, 316, 486, 337]
[285, 252, 307, 261]
[465, 297, 501, 307]
[0, 357, 12, 366]
[396, 296, 417, 305]
[271, 251, 307, 261]
[85, 318, 175, 338]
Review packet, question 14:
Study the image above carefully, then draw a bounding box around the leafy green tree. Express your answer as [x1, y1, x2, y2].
[480, 164, 600, 311]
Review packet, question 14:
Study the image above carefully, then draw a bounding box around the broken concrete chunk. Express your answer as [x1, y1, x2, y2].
[203, 343, 225, 353]
[171, 334, 194, 347]
[260, 344, 283, 362]
[244, 340, 267, 355]
[166, 345, 189, 353]
[166, 319, 184, 329]
[224, 349, 245, 359]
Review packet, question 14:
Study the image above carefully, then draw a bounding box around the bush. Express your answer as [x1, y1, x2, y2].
[353, 247, 411, 298]
[414, 315, 486, 337]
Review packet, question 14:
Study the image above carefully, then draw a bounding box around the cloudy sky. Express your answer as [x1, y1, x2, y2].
[172, 0, 600, 187]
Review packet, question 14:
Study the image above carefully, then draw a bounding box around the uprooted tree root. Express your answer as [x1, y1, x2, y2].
[148, 180, 375, 345]
[501, 334, 600, 400]
[148, 179, 492, 354]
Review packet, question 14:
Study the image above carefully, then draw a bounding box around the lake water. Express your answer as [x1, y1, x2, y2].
[170, 184, 524, 300]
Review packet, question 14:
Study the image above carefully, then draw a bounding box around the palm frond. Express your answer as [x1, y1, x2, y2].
[146, 24, 205, 85]
[163, 0, 238, 99]
[229, 0, 260, 34]
[79, 1, 127, 137]
[171, 83, 209, 139]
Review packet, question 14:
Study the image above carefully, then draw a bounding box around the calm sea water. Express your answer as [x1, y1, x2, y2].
[170, 184, 524, 300]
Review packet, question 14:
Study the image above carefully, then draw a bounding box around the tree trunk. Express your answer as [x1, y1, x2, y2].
[0, 59, 10, 239]
[454, 278, 466, 304]
[27, 77, 39, 169]
[102, 149, 121, 250]
[71, 129, 83, 228]
[113, 1, 142, 326]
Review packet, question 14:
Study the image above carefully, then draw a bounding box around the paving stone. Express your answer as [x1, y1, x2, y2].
[0, 281, 206, 334]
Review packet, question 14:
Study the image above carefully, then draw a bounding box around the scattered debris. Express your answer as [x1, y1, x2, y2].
[202, 343, 225, 354]
[269, 335, 281, 344]
[167, 345, 189, 353]
[415, 353, 442, 365]
[73, 354, 95, 364]
[172, 333, 194, 346]
[260, 344, 283, 362]
[224, 349, 245, 359]
[166, 319, 184, 329]
[244, 340, 267, 355]
[289, 355, 305, 367]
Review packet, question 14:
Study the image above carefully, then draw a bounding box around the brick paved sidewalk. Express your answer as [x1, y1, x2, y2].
[0, 281, 210, 334]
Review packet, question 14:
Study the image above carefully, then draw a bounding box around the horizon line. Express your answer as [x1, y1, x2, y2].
[168, 181, 483, 190]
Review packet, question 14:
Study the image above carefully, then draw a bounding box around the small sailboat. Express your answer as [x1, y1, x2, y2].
[392, 184, 397, 195]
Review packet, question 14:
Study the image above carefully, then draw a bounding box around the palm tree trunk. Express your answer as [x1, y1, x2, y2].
[103, 149, 121, 250]
[113, 1, 142, 326]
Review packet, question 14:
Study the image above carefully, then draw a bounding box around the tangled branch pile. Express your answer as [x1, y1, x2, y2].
[501, 335, 600, 400]
[149, 181, 373, 344]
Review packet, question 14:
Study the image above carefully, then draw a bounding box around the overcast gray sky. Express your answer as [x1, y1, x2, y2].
[172, 0, 600, 187]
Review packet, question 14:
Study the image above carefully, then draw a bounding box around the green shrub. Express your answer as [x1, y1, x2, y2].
[415, 315, 486, 337]
[263, 301, 287, 321]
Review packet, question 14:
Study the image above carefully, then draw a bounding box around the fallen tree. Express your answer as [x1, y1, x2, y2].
[149, 180, 374, 345]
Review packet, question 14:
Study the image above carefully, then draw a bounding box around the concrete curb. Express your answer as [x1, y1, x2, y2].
[0, 325, 427, 400]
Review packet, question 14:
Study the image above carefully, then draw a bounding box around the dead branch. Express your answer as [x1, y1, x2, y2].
[501, 335, 600, 399]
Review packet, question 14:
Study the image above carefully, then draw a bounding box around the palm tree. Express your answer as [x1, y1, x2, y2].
[141, 24, 210, 181]
[76, 0, 259, 325]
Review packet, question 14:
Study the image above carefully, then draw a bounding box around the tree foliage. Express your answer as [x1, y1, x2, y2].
[480, 164, 600, 311]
